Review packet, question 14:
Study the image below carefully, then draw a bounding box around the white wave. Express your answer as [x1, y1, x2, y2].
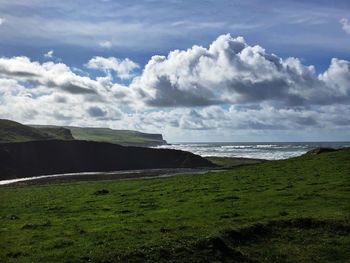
[256, 144, 279, 148]
[155, 143, 310, 160]
[154, 142, 350, 160]
[221, 145, 253, 149]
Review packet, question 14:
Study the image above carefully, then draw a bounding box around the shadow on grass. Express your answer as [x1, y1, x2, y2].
[112, 218, 350, 263]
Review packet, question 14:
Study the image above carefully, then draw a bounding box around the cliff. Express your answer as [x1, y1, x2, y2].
[0, 140, 214, 180]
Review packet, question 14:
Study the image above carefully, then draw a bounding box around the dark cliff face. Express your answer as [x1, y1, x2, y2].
[0, 140, 214, 180]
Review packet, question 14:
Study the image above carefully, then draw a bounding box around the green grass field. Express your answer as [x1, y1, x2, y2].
[0, 150, 349, 262]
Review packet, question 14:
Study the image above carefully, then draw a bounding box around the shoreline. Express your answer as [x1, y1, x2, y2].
[0, 167, 224, 186]
[3, 148, 344, 187]
[0, 156, 267, 186]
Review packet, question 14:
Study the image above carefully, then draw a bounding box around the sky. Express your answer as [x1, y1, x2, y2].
[0, 0, 349, 142]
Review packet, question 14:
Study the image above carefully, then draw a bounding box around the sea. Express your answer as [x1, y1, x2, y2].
[155, 142, 350, 160]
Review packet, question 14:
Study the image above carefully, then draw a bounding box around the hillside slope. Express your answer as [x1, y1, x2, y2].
[0, 119, 73, 143]
[0, 140, 214, 179]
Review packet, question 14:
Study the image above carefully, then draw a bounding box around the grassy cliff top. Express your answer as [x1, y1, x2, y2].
[0, 119, 166, 146]
[32, 125, 167, 146]
[0, 148, 349, 262]
[0, 119, 73, 143]
[67, 126, 167, 146]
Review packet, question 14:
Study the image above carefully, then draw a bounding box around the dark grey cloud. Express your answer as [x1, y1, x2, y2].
[144, 76, 222, 107]
[52, 111, 74, 121]
[241, 121, 288, 130]
[87, 106, 107, 117]
[61, 83, 97, 95]
[295, 116, 318, 126]
[227, 78, 291, 103]
[0, 70, 39, 78]
[53, 95, 67, 103]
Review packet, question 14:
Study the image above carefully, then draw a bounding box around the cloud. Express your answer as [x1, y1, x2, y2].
[0, 34, 349, 141]
[114, 104, 350, 139]
[86, 56, 139, 80]
[340, 18, 350, 34]
[0, 56, 126, 126]
[171, 20, 227, 30]
[0, 17, 5, 26]
[319, 58, 350, 97]
[99, 41, 112, 49]
[43, 50, 62, 62]
[44, 50, 54, 59]
[0, 56, 100, 95]
[88, 106, 107, 117]
[131, 34, 350, 107]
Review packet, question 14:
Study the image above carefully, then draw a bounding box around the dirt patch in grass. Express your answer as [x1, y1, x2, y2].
[94, 189, 109, 195]
[21, 220, 51, 229]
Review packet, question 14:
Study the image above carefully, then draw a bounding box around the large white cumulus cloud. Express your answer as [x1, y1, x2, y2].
[131, 34, 350, 107]
[319, 58, 350, 96]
